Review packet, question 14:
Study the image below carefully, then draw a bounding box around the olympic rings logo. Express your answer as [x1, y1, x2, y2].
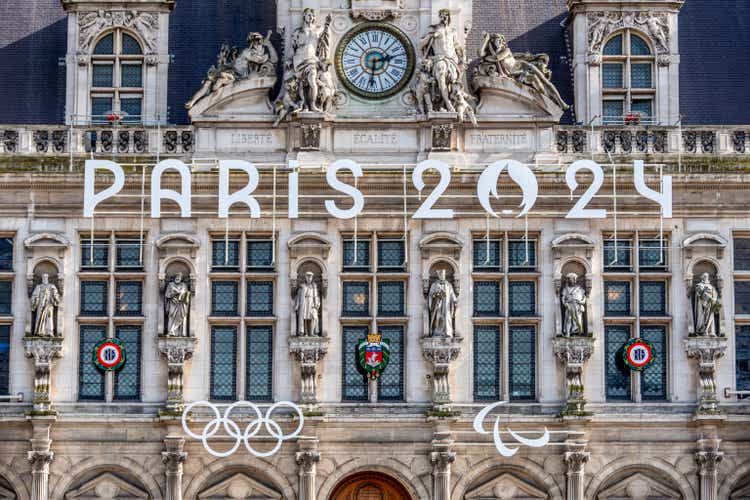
[181, 401, 304, 458]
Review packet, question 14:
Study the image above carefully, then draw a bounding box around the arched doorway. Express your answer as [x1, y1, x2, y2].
[329, 472, 411, 500]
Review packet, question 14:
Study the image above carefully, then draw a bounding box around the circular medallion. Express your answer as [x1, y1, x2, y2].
[94, 338, 126, 371]
[335, 22, 416, 100]
[623, 338, 654, 371]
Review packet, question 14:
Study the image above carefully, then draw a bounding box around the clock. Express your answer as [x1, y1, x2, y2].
[335, 22, 416, 99]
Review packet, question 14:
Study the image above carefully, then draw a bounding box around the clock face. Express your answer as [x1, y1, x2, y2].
[335, 23, 415, 99]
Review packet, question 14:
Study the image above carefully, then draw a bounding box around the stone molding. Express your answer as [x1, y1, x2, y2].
[552, 336, 595, 416]
[157, 336, 197, 414]
[289, 336, 330, 405]
[684, 337, 727, 416]
[420, 336, 462, 407]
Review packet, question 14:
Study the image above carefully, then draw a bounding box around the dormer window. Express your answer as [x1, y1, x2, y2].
[90, 30, 144, 124]
[601, 31, 655, 124]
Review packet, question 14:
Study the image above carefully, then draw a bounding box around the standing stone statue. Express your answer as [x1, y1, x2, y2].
[30, 273, 60, 337]
[165, 272, 191, 337]
[694, 272, 719, 336]
[288, 8, 334, 113]
[428, 269, 458, 338]
[418, 9, 466, 113]
[561, 273, 586, 337]
[295, 272, 321, 336]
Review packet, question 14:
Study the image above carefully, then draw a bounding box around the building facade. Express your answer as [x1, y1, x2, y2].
[0, 0, 749, 499]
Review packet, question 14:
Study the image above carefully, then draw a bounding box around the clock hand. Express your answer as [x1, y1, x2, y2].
[368, 57, 376, 87]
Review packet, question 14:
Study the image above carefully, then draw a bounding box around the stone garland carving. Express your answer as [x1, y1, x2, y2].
[560, 273, 587, 337]
[274, 9, 338, 125]
[78, 10, 159, 55]
[186, 32, 278, 110]
[472, 33, 568, 110]
[411, 9, 476, 123]
[587, 11, 670, 58]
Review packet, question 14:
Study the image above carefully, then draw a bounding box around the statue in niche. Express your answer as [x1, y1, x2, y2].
[428, 269, 458, 338]
[165, 272, 191, 337]
[288, 8, 334, 113]
[561, 272, 587, 337]
[474, 33, 568, 110]
[294, 271, 321, 336]
[30, 273, 60, 337]
[694, 272, 720, 336]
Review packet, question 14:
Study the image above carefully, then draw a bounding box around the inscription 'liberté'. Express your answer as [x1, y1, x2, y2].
[230, 132, 274, 146]
[83, 158, 672, 220]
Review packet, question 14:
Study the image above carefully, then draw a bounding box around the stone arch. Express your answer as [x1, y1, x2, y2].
[719, 459, 750, 500]
[601, 27, 657, 56]
[91, 28, 145, 55]
[49, 458, 162, 500]
[0, 461, 30, 500]
[451, 457, 564, 500]
[317, 457, 429, 500]
[584, 456, 696, 500]
[182, 458, 294, 500]
[682, 233, 727, 249]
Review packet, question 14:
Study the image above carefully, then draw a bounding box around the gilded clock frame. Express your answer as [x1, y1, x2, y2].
[335, 22, 416, 100]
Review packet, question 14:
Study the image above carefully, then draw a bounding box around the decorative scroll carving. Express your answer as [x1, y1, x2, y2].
[636, 130, 648, 152]
[587, 12, 670, 56]
[52, 130, 66, 153]
[33, 130, 49, 153]
[78, 11, 159, 54]
[619, 130, 632, 153]
[289, 336, 329, 405]
[157, 337, 197, 414]
[732, 131, 747, 153]
[572, 130, 586, 153]
[350, 0, 403, 21]
[701, 131, 715, 153]
[117, 131, 130, 153]
[3, 130, 18, 153]
[603, 130, 616, 153]
[133, 130, 147, 153]
[421, 336, 462, 407]
[557, 130, 569, 153]
[23, 338, 64, 413]
[553, 337, 594, 416]
[653, 130, 667, 153]
[685, 337, 727, 416]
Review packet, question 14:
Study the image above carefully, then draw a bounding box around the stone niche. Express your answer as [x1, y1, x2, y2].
[23, 233, 69, 337]
[682, 233, 727, 337]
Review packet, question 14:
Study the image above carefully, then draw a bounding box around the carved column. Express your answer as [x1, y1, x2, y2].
[430, 451, 455, 500]
[23, 338, 64, 414]
[552, 337, 595, 416]
[684, 337, 727, 415]
[288, 337, 329, 407]
[695, 438, 723, 500]
[420, 337, 462, 410]
[563, 442, 590, 500]
[296, 439, 320, 500]
[28, 417, 55, 500]
[157, 337, 197, 415]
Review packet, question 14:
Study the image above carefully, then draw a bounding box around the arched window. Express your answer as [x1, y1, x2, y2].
[90, 30, 144, 124]
[601, 31, 655, 124]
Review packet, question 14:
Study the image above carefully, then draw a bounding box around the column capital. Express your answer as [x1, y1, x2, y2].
[161, 450, 187, 470]
[695, 450, 723, 474]
[430, 451, 456, 472]
[295, 451, 321, 472]
[27, 450, 54, 472]
[563, 450, 590, 474]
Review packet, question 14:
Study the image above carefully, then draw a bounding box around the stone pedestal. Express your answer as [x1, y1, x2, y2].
[296, 439, 320, 500]
[23, 337, 64, 414]
[157, 337, 197, 415]
[563, 442, 590, 500]
[695, 438, 723, 500]
[420, 336, 462, 409]
[552, 337, 595, 416]
[289, 336, 329, 406]
[684, 337, 727, 416]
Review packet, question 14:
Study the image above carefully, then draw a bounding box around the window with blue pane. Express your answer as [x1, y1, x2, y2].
[640, 326, 667, 400]
[91, 97, 113, 124]
[737, 325, 750, 392]
[211, 281, 239, 316]
[735, 282, 750, 315]
[114, 325, 141, 400]
[378, 240, 405, 271]
[631, 63, 653, 89]
[81, 238, 109, 269]
[508, 239, 536, 270]
[211, 239, 240, 270]
[80, 281, 108, 316]
[115, 281, 142, 316]
[79, 325, 105, 400]
[473, 239, 501, 271]
[211, 326, 237, 400]
[92, 64, 113, 87]
[605, 326, 631, 400]
[378, 326, 403, 401]
[734, 238, 750, 271]
[603, 100, 624, 124]
[640, 281, 666, 316]
[343, 239, 370, 271]
[603, 34, 623, 55]
[247, 240, 274, 270]
[91, 30, 143, 124]
[0, 238, 11, 271]
[509, 326, 535, 400]
[342, 326, 368, 401]
[604, 281, 630, 316]
[377, 281, 404, 317]
[94, 34, 114, 54]
[116, 239, 142, 269]
[630, 34, 651, 55]
[246, 326, 273, 401]
[122, 34, 142, 55]
[247, 281, 273, 317]
[0, 325, 9, 395]
[603, 64, 624, 88]
[631, 100, 652, 120]
[509, 281, 535, 316]
[639, 240, 666, 270]
[120, 98, 142, 124]
[120, 64, 142, 87]
[604, 239, 631, 271]
[343, 282, 369, 317]
[474, 326, 500, 400]
[0, 281, 10, 316]
[473, 281, 500, 317]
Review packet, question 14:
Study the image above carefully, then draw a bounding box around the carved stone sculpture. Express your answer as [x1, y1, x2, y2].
[553, 336, 595, 416]
[165, 272, 191, 337]
[289, 336, 329, 405]
[294, 272, 321, 337]
[428, 269, 458, 338]
[78, 10, 159, 55]
[420, 336, 462, 407]
[685, 337, 727, 415]
[587, 11, 671, 57]
[415, 9, 473, 117]
[561, 273, 587, 337]
[23, 337, 63, 413]
[694, 273, 720, 337]
[157, 336, 197, 414]
[30, 274, 60, 338]
[186, 31, 278, 110]
[473, 33, 568, 110]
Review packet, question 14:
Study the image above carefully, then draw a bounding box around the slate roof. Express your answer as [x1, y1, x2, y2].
[0, 0, 748, 126]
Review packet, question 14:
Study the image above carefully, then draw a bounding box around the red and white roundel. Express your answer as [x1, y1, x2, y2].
[625, 340, 653, 369]
[95, 340, 124, 371]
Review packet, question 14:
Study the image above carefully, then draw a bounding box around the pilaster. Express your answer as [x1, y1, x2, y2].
[563, 441, 590, 500]
[430, 424, 455, 500]
[27, 416, 55, 500]
[296, 439, 320, 500]
[695, 438, 723, 500]
[161, 433, 187, 500]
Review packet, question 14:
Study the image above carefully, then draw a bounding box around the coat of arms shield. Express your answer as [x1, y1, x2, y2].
[358, 333, 390, 379]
